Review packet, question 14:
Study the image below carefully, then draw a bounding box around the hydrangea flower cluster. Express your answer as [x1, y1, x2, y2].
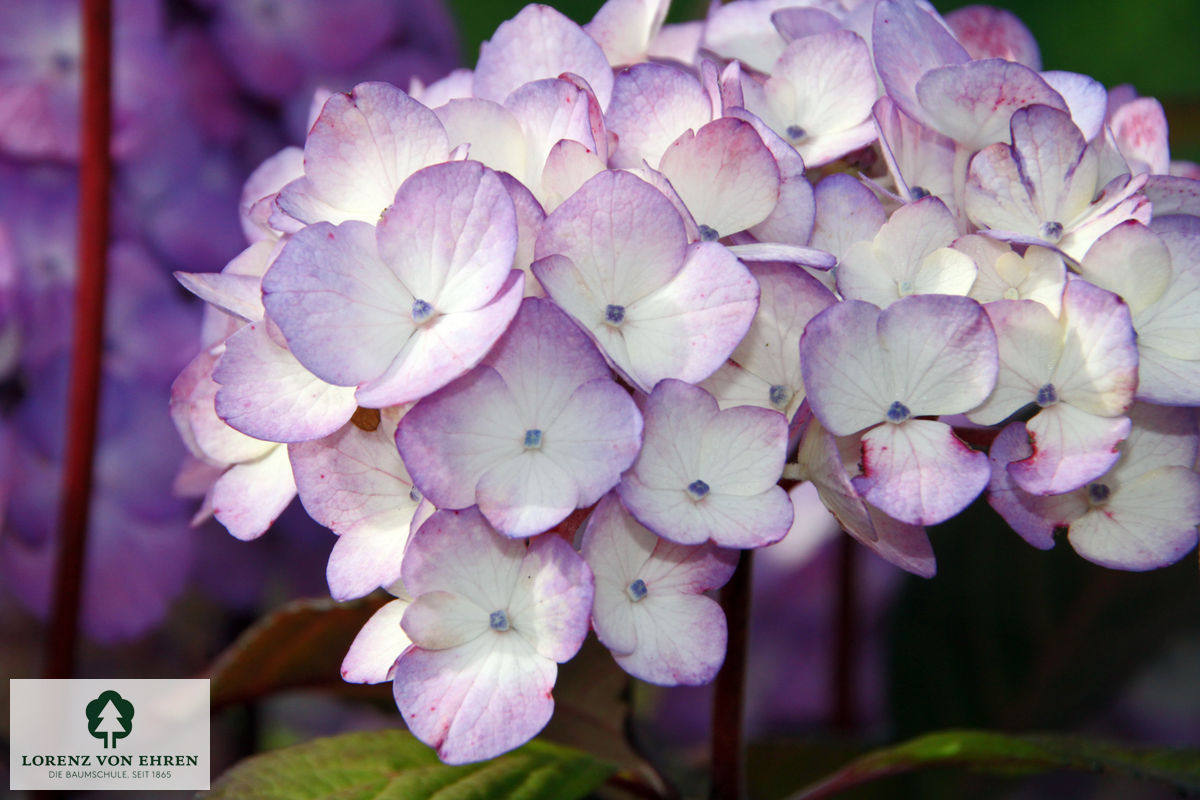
[171, 0, 1200, 764]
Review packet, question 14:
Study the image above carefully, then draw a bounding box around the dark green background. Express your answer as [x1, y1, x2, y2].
[445, 0, 1200, 160]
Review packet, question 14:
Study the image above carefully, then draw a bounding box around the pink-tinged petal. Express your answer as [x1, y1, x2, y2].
[434, 98, 527, 179]
[325, 522, 412, 601]
[619, 476, 792, 548]
[497, 172, 548, 287]
[541, 378, 643, 505]
[1041, 71, 1107, 142]
[986, 421, 1087, 550]
[701, 263, 835, 416]
[477, 451, 581, 537]
[771, 6, 841, 40]
[263, 221, 416, 388]
[174, 268, 264, 323]
[696, 404, 788, 494]
[1146, 175, 1200, 218]
[397, 366, 523, 510]
[486, 297, 610, 415]
[474, 4, 613, 109]
[916, 59, 1066, 150]
[811, 174, 886, 261]
[1068, 467, 1200, 570]
[354, 270, 525, 407]
[622, 242, 760, 390]
[403, 590, 490, 650]
[287, 408, 416, 536]
[171, 348, 275, 465]
[1111, 97, 1169, 175]
[795, 418, 936, 576]
[647, 20, 702, 62]
[837, 196, 976, 306]
[506, 532, 594, 662]
[871, 0, 969, 127]
[725, 109, 816, 247]
[582, 495, 656, 654]
[639, 536, 738, 594]
[401, 507, 526, 610]
[725, 243, 834, 269]
[607, 63, 711, 169]
[945, 5, 1040, 68]
[1010, 403, 1132, 495]
[504, 77, 604, 190]
[410, 69, 475, 109]
[1053, 279, 1138, 416]
[395, 633, 555, 764]
[701, 0, 788, 73]
[1079, 221, 1170, 316]
[277, 82, 449, 225]
[873, 96, 957, 204]
[967, 299, 1062, 425]
[658, 117, 781, 240]
[586, 0, 670, 66]
[377, 161, 518, 314]
[800, 300, 891, 435]
[341, 598, 412, 684]
[541, 138, 606, 211]
[534, 170, 687, 303]
[210, 445, 297, 540]
[1115, 402, 1199, 480]
[854, 418, 988, 526]
[240, 146, 304, 241]
[214, 322, 358, 443]
[624, 379, 714, 491]
[617, 591, 727, 685]
[762, 31, 878, 166]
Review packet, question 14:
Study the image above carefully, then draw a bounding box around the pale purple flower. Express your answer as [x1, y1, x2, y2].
[533, 170, 759, 393]
[967, 279, 1139, 495]
[397, 297, 642, 537]
[264, 160, 524, 408]
[618, 379, 792, 549]
[393, 507, 593, 764]
[582, 493, 737, 685]
[800, 294, 998, 526]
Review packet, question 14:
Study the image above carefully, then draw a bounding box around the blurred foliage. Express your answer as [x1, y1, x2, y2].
[445, 0, 1200, 160]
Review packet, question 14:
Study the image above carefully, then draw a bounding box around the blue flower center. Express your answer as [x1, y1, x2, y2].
[523, 429, 543, 449]
[698, 224, 720, 242]
[411, 298, 434, 323]
[605, 304, 625, 325]
[687, 479, 710, 499]
[886, 401, 911, 423]
[626, 579, 648, 602]
[769, 384, 789, 409]
[910, 185, 931, 199]
[1036, 383, 1058, 407]
[489, 610, 510, 631]
[1039, 221, 1064, 242]
[785, 125, 807, 142]
[1087, 482, 1111, 504]
[408, 486, 422, 503]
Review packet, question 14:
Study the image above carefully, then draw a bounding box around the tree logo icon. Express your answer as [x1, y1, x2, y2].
[85, 690, 134, 749]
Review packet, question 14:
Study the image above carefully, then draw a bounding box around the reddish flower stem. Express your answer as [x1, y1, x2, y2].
[45, 0, 112, 679]
[710, 549, 753, 800]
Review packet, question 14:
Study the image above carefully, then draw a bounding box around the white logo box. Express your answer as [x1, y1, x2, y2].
[9, 679, 210, 791]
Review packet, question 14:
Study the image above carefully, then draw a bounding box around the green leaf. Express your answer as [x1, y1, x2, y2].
[786, 730, 1200, 799]
[208, 594, 390, 709]
[206, 729, 616, 800]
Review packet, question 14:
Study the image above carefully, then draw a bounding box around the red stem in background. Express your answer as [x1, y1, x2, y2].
[831, 536, 858, 733]
[710, 550, 753, 800]
[45, 0, 112, 679]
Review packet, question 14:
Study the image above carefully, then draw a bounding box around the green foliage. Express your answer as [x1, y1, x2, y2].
[206, 729, 616, 800]
[787, 729, 1200, 799]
